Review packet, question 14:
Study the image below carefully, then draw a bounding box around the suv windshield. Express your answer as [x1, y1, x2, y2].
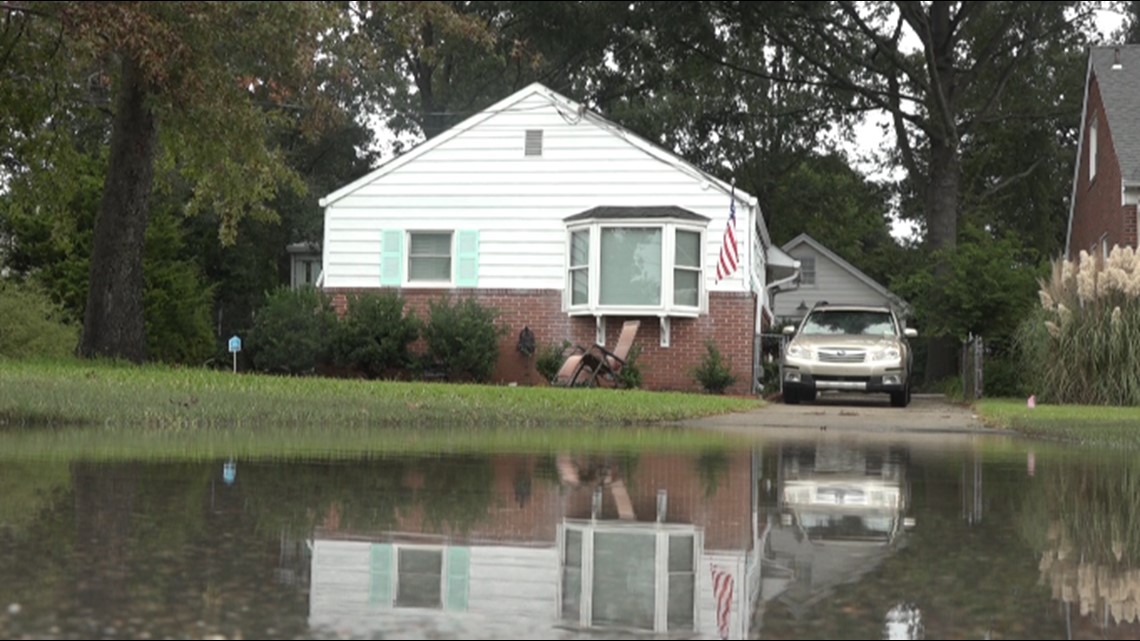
[801, 310, 896, 336]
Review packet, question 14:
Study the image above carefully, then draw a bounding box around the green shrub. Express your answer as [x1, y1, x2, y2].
[422, 297, 508, 382]
[692, 341, 737, 394]
[332, 292, 420, 378]
[982, 351, 1030, 398]
[0, 280, 79, 358]
[615, 344, 644, 389]
[536, 340, 573, 383]
[247, 286, 337, 375]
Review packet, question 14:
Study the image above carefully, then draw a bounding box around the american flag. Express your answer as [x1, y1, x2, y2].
[711, 564, 734, 640]
[716, 189, 739, 283]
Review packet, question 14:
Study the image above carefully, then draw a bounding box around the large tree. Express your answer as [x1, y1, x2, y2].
[707, 1, 1094, 383]
[3, 2, 341, 362]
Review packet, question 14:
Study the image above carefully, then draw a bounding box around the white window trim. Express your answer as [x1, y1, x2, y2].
[1090, 116, 1098, 182]
[557, 520, 701, 634]
[799, 256, 817, 287]
[564, 219, 708, 318]
[406, 230, 454, 287]
[389, 543, 448, 610]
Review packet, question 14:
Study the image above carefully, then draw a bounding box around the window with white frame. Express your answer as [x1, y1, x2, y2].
[565, 215, 708, 317]
[799, 256, 816, 286]
[559, 521, 698, 633]
[1090, 116, 1098, 182]
[368, 543, 470, 611]
[380, 229, 479, 287]
[408, 231, 453, 282]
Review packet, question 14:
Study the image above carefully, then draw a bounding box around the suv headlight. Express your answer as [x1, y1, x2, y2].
[786, 344, 814, 360]
[871, 347, 902, 361]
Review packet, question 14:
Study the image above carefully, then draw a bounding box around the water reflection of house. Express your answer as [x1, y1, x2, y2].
[307, 452, 764, 639]
[757, 441, 914, 626]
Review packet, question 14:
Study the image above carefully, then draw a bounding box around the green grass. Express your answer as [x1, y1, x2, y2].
[0, 358, 762, 460]
[974, 398, 1140, 448]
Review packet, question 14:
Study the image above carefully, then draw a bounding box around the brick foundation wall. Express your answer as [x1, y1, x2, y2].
[327, 287, 758, 394]
[1070, 74, 1132, 258]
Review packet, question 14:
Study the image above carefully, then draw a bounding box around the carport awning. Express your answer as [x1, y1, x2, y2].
[767, 245, 800, 283]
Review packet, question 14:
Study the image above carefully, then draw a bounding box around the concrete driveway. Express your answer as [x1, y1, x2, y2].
[679, 392, 1000, 437]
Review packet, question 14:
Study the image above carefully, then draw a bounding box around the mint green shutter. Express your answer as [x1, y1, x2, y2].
[369, 543, 394, 607]
[380, 230, 404, 286]
[445, 546, 470, 611]
[455, 230, 479, 288]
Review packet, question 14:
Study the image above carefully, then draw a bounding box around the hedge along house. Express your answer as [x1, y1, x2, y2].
[318, 82, 794, 393]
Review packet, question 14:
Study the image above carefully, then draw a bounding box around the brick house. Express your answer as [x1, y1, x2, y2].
[1066, 45, 1140, 259]
[317, 83, 798, 393]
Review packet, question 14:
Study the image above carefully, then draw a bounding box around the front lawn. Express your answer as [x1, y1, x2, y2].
[973, 398, 1140, 448]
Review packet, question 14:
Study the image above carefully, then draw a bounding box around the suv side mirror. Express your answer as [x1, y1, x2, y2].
[904, 328, 918, 338]
[782, 325, 797, 336]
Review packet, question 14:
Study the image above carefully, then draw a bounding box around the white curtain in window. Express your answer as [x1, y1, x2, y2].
[601, 228, 661, 305]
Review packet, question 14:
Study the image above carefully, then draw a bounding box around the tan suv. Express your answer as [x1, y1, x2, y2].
[780, 304, 917, 407]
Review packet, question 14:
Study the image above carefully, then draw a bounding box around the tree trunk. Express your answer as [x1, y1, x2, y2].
[78, 54, 157, 363]
[923, 137, 961, 386]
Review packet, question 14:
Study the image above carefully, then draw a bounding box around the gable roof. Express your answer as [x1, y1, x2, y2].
[1066, 45, 1140, 255]
[318, 82, 769, 245]
[1091, 45, 1140, 184]
[781, 233, 909, 311]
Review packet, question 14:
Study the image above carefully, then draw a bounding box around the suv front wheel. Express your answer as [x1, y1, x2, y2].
[889, 383, 911, 408]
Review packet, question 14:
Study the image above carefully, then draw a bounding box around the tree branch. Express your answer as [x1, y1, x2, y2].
[976, 157, 1044, 202]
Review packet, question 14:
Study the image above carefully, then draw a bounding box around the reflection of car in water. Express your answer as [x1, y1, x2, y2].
[780, 443, 913, 544]
[759, 442, 915, 623]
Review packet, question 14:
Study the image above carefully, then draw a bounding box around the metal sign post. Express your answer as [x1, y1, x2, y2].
[228, 335, 242, 373]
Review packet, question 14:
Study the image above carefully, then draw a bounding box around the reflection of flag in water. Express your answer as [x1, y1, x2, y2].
[711, 564, 734, 640]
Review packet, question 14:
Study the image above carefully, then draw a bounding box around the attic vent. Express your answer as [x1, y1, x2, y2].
[525, 129, 543, 157]
[1113, 47, 1123, 70]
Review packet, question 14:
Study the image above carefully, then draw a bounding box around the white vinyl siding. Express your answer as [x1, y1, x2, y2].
[321, 90, 759, 296]
[773, 246, 897, 319]
[309, 540, 557, 635]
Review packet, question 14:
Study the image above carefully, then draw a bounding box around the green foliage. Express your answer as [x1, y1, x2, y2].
[761, 359, 781, 392]
[536, 340, 573, 384]
[332, 292, 420, 378]
[422, 297, 508, 383]
[0, 280, 79, 359]
[247, 286, 337, 375]
[615, 344, 644, 390]
[143, 208, 216, 365]
[894, 225, 1045, 342]
[982, 348, 1031, 399]
[692, 341, 738, 394]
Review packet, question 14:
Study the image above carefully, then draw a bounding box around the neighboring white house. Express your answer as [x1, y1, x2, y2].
[317, 82, 796, 392]
[771, 234, 908, 324]
[286, 241, 322, 289]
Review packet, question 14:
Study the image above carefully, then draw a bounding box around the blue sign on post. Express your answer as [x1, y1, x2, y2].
[228, 335, 241, 373]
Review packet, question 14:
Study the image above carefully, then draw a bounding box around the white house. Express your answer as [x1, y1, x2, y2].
[318, 82, 796, 392]
[771, 234, 907, 324]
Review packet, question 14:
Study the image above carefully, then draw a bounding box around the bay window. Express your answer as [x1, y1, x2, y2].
[565, 211, 709, 316]
[559, 521, 698, 633]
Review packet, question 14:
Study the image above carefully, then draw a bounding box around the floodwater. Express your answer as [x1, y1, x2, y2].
[1, 433, 1138, 640]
